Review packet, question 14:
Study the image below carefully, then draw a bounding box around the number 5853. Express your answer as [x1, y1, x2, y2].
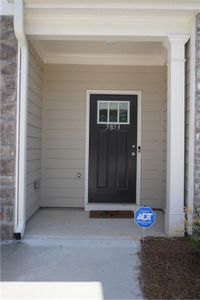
[106, 124, 120, 131]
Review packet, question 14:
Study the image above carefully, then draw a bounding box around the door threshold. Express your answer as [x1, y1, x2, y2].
[85, 204, 138, 211]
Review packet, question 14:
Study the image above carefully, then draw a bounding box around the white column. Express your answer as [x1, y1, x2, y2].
[164, 35, 189, 236]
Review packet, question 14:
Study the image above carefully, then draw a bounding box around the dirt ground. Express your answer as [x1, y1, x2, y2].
[139, 237, 200, 300]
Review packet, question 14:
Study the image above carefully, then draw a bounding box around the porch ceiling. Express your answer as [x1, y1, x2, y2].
[33, 40, 164, 55]
[30, 40, 166, 66]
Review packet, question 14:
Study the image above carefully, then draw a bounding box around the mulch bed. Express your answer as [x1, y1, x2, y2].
[89, 210, 133, 218]
[139, 237, 200, 300]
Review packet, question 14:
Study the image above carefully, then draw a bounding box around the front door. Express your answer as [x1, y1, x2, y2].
[88, 94, 138, 204]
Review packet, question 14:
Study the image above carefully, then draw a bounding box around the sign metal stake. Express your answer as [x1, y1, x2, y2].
[142, 227, 145, 244]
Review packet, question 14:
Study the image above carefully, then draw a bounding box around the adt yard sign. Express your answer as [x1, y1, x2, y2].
[134, 207, 156, 228]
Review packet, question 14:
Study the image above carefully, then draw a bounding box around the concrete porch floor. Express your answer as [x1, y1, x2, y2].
[25, 207, 165, 239]
[1, 208, 165, 299]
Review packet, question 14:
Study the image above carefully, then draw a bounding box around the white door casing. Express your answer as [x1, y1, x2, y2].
[84, 90, 142, 211]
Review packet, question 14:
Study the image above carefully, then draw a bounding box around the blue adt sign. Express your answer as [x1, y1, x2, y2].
[134, 207, 156, 228]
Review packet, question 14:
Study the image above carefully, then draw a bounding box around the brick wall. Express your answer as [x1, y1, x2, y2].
[194, 13, 200, 211]
[0, 16, 17, 240]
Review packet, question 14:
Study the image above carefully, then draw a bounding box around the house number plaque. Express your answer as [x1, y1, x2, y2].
[105, 124, 121, 131]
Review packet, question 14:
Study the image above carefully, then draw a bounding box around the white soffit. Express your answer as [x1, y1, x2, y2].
[12, 0, 198, 39]
[30, 40, 165, 66]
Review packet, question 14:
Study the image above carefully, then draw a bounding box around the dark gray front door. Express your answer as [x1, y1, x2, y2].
[89, 94, 138, 204]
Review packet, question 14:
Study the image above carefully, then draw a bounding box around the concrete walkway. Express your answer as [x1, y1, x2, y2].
[1, 208, 165, 299]
[1, 238, 142, 299]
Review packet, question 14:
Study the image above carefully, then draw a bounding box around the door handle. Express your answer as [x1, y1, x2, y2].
[132, 145, 141, 152]
[131, 152, 136, 156]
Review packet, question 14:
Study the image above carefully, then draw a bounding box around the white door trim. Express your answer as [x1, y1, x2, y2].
[84, 90, 142, 211]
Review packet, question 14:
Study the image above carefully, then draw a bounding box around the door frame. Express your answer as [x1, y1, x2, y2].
[85, 90, 142, 211]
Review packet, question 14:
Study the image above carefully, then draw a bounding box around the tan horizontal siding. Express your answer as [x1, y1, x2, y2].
[26, 43, 43, 220]
[44, 64, 164, 73]
[45, 72, 163, 83]
[45, 81, 163, 92]
[42, 64, 165, 208]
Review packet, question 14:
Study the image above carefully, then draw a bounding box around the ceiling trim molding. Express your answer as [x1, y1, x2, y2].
[43, 52, 165, 66]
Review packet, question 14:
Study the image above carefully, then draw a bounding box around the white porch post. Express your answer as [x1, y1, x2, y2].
[164, 35, 189, 236]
